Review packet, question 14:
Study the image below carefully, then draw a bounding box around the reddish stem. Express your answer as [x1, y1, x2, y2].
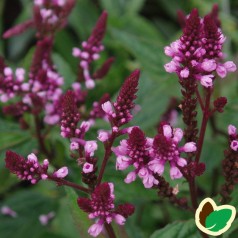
[195, 87, 204, 111]
[48, 175, 90, 194]
[104, 223, 117, 238]
[97, 133, 116, 185]
[195, 88, 212, 163]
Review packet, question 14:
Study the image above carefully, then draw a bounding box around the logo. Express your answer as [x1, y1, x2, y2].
[195, 198, 236, 236]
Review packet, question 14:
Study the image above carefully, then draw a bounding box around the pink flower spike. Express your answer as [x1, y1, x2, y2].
[54, 167, 68, 178]
[180, 68, 189, 78]
[216, 65, 227, 78]
[97, 130, 109, 142]
[101, 101, 113, 114]
[224, 61, 237, 72]
[230, 140, 238, 151]
[88, 222, 104, 237]
[170, 166, 182, 180]
[114, 214, 126, 225]
[124, 171, 136, 184]
[163, 125, 172, 138]
[182, 142, 197, 152]
[70, 141, 79, 150]
[228, 125, 236, 136]
[85, 141, 98, 156]
[83, 162, 94, 173]
[200, 75, 213, 87]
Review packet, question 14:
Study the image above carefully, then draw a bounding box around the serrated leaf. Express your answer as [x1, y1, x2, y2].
[205, 209, 232, 232]
[150, 219, 200, 238]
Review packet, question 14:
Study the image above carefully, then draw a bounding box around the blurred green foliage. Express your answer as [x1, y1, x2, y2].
[1, 0, 238, 237]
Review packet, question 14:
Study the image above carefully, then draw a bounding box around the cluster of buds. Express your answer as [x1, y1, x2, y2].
[113, 124, 196, 188]
[3, 0, 76, 39]
[77, 182, 134, 237]
[102, 69, 140, 129]
[73, 11, 114, 89]
[164, 9, 236, 88]
[220, 125, 238, 203]
[5, 151, 68, 184]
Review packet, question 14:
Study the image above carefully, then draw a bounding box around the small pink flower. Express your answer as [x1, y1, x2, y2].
[164, 61, 178, 73]
[88, 222, 104, 237]
[84, 141, 98, 156]
[85, 79, 95, 89]
[170, 166, 182, 180]
[124, 171, 136, 184]
[200, 75, 213, 87]
[163, 125, 173, 138]
[116, 156, 131, 170]
[216, 65, 227, 78]
[228, 125, 236, 136]
[54, 167, 68, 178]
[97, 130, 109, 142]
[224, 61, 237, 72]
[114, 214, 126, 225]
[70, 141, 79, 150]
[72, 47, 81, 57]
[83, 162, 94, 173]
[142, 174, 156, 188]
[102, 101, 113, 114]
[181, 142, 197, 152]
[230, 140, 238, 151]
[180, 68, 189, 78]
[201, 59, 216, 72]
[148, 159, 165, 175]
[27, 153, 38, 163]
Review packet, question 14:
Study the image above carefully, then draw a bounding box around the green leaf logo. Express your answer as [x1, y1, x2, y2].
[195, 198, 236, 236]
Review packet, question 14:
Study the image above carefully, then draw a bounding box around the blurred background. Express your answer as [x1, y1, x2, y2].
[0, 0, 238, 237]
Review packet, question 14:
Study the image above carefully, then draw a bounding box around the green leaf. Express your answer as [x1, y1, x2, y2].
[0, 119, 31, 152]
[150, 219, 200, 238]
[205, 209, 232, 232]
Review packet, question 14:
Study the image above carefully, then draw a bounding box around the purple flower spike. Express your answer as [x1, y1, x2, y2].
[61, 91, 80, 138]
[5, 151, 49, 184]
[150, 124, 196, 180]
[103, 70, 140, 127]
[77, 182, 134, 237]
[164, 9, 236, 87]
[73, 11, 108, 89]
[113, 127, 158, 188]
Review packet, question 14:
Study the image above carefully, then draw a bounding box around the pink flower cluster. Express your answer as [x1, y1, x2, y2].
[77, 183, 134, 237]
[0, 66, 25, 102]
[72, 11, 110, 89]
[113, 125, 196, 188]
[5, 151, 68, 184]
[164, 9, 236, 87]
